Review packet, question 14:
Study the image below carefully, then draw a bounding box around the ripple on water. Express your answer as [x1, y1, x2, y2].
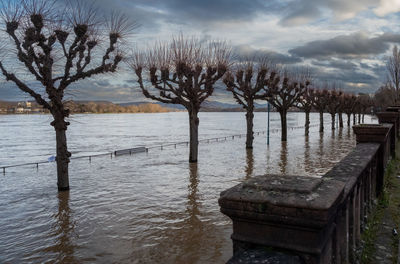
[0, 113, 377, 263]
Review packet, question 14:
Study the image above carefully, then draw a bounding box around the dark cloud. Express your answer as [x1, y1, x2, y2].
[309, 64, 380, 94]
[233, 44, 302, 64]
[312, 60, 358, 71]
[279, 0, 377, 26]
[60, 0, 278, 32]
[289, 32, 400, 59]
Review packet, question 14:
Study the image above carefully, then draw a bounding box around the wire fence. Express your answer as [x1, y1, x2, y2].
[0, 119, 339, 174]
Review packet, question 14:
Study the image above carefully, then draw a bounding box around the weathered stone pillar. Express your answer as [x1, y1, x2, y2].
[353, 124, 391, 196]
[386, 106, 400, 137]
[377, 112, 398, 155]
[219, 175, 345, 264]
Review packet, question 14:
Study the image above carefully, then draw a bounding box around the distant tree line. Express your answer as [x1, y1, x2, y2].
[64, 101, 174, 114]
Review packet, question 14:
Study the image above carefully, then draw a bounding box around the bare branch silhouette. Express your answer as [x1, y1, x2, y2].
[223, 56, 271, 148]
[129, 35, 230, 162]
[262, 67, 310, 141]
[0, 0, 136, 190]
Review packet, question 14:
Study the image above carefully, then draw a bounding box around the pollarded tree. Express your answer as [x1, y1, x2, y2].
[358, 94, 373, 123]
[263, 69, 309, 141]
[342, 93, 357, 126]
[0, 0, 135, 190]
[129, 36, 230, 162]
[326, 89, 343, 130]
[223, 59, 272, 148]
[296, 87, 314, 136]
[312, 88, 329, 132]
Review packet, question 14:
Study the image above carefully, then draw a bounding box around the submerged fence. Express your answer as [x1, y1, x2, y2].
[0, 119, 339, 174]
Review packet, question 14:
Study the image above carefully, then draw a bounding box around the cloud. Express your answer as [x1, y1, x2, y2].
[373, 0, 400, 16]
[279, 0, 397, 26]
[233, 44, 302, 64]
[289, 32, 400, 59]
[312, 60, 358, 71]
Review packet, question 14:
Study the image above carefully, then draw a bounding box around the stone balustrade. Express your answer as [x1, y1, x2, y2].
[219, 108, 398, 264]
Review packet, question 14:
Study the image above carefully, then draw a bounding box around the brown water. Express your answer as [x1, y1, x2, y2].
[0, 112, 377, 263]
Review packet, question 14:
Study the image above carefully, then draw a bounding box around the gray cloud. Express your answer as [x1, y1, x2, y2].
[233, 44, 302, 64]
[312, 60, 358, 71]
[309, 64, 381, 94]
[289, 32, 400, 59]
[280, 0, 378, 26]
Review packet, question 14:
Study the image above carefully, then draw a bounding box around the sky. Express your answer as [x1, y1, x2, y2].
[1, 0, 400, 103]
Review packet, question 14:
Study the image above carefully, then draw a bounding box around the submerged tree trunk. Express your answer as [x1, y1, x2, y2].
[305, 110, 310, 136]
[245, 107, 254, 149]
[279, 109, 287, 141]
[319, 111, 324, 132]
[188, 110, 199, 162]
[52, 114, 71, 191]
[330, 113, 336, 130]
[338, 112, 343, 128]
[347, 113, 351, 126]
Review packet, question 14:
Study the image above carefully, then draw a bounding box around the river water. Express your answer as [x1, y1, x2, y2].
[0, 112, 377, 263]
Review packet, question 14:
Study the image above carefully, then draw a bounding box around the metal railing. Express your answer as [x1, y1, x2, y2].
[1, 120, 335, 174]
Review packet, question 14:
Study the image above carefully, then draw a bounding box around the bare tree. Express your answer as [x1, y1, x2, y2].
[0, 0, 135, 190]
[223, 58, 271, 148]
[358, 94, 373, 123]
[296, 87, 314, 136]
[386, 45, 400, 100]
[374, 83, 396, 111]
[129, 36, 230, 162]
[342, 93, 357, 126]
[326, 89, 343, 130]
[263, 69, 309, 141]
[312, 88, 329, 132]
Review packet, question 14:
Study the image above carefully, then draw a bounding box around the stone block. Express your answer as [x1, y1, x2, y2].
[219, 175, 345, 263]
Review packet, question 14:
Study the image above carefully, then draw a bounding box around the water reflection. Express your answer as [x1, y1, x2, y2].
[279, 141, 288, 174]
[47, 191, 77, 263]
[187, 163, 200, 224]
[245, 149, 254, 179]
[338, 127, 343, 140]
[304, 136, 311, 174]
[0, 113, 374, 263]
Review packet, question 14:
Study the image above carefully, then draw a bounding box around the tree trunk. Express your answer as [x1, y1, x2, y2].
[305, 110, 310, 136]
[245, 107, 254, 149]
[53, 119, 70, 191]
[362, 114, 365, 123]
[347, 113, 351, 126]
[188, 110, 199, 162]
[279, 109, 287, 141]
[358, 113, 361, 123]
[331, 113, 335, 130]
[353, 113, 356, 124]
[338, 112, 343, 128]
[319, 110, 324, 132]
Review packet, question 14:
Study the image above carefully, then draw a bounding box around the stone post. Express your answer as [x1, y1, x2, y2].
[377, 112, 398, 156]
[219, 175, 345, 264]
[353, 124, 391, 196]
[384, 107, 400, 137]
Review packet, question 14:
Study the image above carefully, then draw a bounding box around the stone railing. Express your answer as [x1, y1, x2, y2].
[219, 107, 399, 264]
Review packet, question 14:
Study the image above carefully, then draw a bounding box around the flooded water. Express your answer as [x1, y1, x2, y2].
[0, 112, 377, 263]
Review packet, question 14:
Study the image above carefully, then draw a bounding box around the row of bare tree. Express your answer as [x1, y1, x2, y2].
[131, 47, 373, 157]
[0, 0, 374, 191]
[224, 64, 374, 148]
